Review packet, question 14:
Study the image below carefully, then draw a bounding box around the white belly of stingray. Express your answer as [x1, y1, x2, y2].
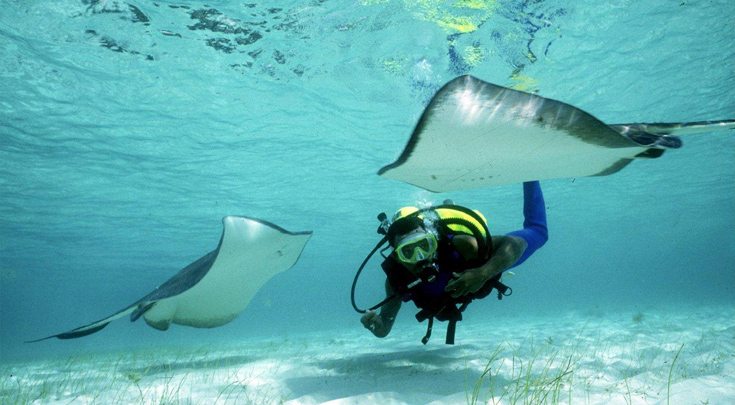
[143, 216, 310, 329]
[378, 75, 696, 192]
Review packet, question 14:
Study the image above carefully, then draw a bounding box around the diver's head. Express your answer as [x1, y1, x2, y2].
[387, 207, 438, 268]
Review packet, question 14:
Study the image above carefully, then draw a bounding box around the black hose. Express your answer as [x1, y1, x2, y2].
[351, 236, 390, 313]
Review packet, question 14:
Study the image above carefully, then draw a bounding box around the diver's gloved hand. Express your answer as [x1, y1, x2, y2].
[446, 268, 488, 298]
[361, 310, 389, 338]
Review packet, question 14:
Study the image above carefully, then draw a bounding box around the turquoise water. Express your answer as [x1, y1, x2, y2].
[1, 0, 733, 362]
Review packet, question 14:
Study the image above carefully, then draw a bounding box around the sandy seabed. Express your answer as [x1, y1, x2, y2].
[2, 305, 733, 404]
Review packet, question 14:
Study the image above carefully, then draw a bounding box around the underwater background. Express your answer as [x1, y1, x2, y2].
[1, 0, 733, 363]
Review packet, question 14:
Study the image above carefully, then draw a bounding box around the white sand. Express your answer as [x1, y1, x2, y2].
[2, 305, 733, 404]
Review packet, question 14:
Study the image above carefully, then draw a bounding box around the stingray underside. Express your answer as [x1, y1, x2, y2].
[379, 75, 735, 192]
[28, 216, 312, 342]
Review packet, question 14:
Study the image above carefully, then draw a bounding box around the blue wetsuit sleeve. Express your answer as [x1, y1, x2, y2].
[506, 181, 548, 267]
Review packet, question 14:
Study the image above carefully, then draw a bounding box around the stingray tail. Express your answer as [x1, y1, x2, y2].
[611, 119, 734, 149]
[25, 305, 138, 343]
[25, 322, 112, 343]
[609, 124, 683, 149]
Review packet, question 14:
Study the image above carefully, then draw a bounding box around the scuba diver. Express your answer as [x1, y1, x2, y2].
[352, 181, 548, 344]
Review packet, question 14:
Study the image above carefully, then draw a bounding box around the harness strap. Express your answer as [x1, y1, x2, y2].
[421, 317, 434, 345]
[445, 318, 457, 345]
[444, 301, 468, 344]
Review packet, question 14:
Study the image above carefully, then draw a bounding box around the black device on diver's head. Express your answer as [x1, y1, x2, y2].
[376, 212, 390, 236]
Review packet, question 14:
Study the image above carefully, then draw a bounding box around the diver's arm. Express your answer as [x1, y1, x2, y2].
[506, 181, 548, 267]
[361, 280, 401, 338]
[482, 235, 526, 278]
[446, 181, 547, 297]
[446, 235, 525, 298]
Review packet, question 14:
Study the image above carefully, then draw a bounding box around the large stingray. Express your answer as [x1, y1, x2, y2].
[379, 75, 734, 192]
[29, 216, 312, 342]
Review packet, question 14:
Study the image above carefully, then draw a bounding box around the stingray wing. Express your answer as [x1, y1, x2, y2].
[139, 216, 312, 330]
[28, 216, 312, 342]
[378, 75, 693, 192]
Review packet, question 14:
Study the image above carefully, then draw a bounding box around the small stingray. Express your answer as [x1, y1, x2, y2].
[29, 216, 312, 342]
